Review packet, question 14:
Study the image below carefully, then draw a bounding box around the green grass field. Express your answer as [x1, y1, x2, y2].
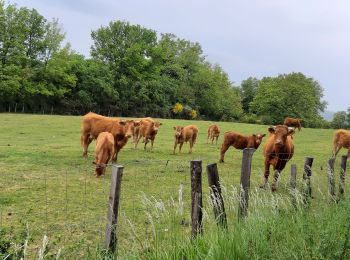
[0, 113, 348, 259]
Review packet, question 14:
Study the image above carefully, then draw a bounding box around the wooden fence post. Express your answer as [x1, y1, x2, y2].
[327, 158, 336, 200]
[191, 160, 203, 238]
[105, 165, 124, 253]
[339, 156, 348, 196]
[239, 148, 255, 219]
[302, 157, 314, 204]
[206, 163, 227, 229]
[290, 164, 297, 208]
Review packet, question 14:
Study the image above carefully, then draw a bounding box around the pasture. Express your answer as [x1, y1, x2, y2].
[0, 113, 348, 258]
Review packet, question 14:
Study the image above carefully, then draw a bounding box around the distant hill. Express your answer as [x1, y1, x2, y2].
[320, 110, 335, 121]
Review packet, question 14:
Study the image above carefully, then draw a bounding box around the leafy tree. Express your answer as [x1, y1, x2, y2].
[250, 73, 327, 127]
[331, 111, 348, 129]
[241, 77, 259, 113]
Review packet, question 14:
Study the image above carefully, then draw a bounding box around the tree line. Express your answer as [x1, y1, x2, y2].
[0, 2, 337, 128]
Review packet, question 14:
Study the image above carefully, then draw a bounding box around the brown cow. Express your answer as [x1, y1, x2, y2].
[261, 125, 295, 191]
[219, 132, 266, 163]
[173, 125, 198, 154]
[93, 132, 114, 177]
[283, 117, 302, 131]
[332, 129, 350, 158]
[207, 124, 220, 144]
[80, 112, 139, 161]
[134, 117, 162, 150]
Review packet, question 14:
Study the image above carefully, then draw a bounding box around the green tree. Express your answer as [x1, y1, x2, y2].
[241, 77, 258, 113]
[250, 73, 327, 127]
[91, 20, 158, 115]
[331, 111, 348, 129]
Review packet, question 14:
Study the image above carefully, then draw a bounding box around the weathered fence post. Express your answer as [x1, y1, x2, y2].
[327, 158, 336, 200]
[105, 165, 124, 253]
[302, 157, 314, 204]
[290, 164, 297, 208]
[206, 163, 227, 229]
[191, 160, 203, 238]
[339, 156, 348, 196]
[239, 148, 255, 219]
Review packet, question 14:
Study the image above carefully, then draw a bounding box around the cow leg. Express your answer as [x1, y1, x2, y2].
[271, 170, 280, 192]
[219, 143, 230, 163]
[211, 136, 214, 145]
[189, 139, 194, 154]
[215, 136, 218, 145]
[332, 145, 341, 159]
[82, 134, 93, 158]
[207, 133, 210, 144]
[144, 138, 149, 150]
[112, 144, 120, 163]
[179, 142, 184, 153]
[150, 138, 155, 150]
[260, 160, 270, 188]
[173, 140, 178, 154]
[135, 135, 142, 149]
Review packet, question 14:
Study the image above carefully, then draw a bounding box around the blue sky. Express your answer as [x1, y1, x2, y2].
[11, 0, 350, 112]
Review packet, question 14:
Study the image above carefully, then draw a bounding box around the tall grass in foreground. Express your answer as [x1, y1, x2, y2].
[2, 186, 350, 259]
[131, 186, 350, 260]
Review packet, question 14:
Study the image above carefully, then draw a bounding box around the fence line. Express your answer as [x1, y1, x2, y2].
[1, 153, 349, 258]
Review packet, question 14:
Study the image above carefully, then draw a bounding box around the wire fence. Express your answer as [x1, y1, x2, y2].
[0, 152, 347, 258]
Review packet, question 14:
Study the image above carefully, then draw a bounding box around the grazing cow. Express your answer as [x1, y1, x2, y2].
[261, 125, 295, 191]
[134, 117, 162, 150]
[93, 132, 114, 177]
[332, 129, 350, 158]
[283, 117, 302, 131]
[173, 125, 198, 154]
[207, 124, 220, 144]
[219, 132, 266, 163]
[80, 112, 139, 162]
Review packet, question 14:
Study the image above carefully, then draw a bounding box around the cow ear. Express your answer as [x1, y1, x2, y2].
[288, 127, 295, 135]
[119, 120, 126, 126]
[262, 134, 266, 137]
[173, 126, 176, 130]
[159, 122, 162, 126]
[268, 126, 275, 133]
[92, 161, 96, 165]
[252, 134, 256, 137]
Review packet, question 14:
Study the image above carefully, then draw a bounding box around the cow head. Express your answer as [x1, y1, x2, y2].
[173, 126, 184, 139]
[93, 161, 106, 177]
[152, 121, 162, 133]
[268, 125, 295, 147]
[252, 133, 266, 148]
[124, 120, 140, 138]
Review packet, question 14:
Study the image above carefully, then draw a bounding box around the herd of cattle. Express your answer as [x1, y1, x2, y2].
[80, 113, 350, 191]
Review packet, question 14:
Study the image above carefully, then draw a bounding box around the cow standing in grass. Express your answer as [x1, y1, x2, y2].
[93, 132, 114, 177]
[173, 125, 198, 154]
[219, 132, 266, 163]
[332, 129, 350, 159]
[134, 117, 162, 150]
[80, 112, 139, 162]
[261, 125, 295, 191]
[283, 117, 302, 131]
[207, 124, 220, 144]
